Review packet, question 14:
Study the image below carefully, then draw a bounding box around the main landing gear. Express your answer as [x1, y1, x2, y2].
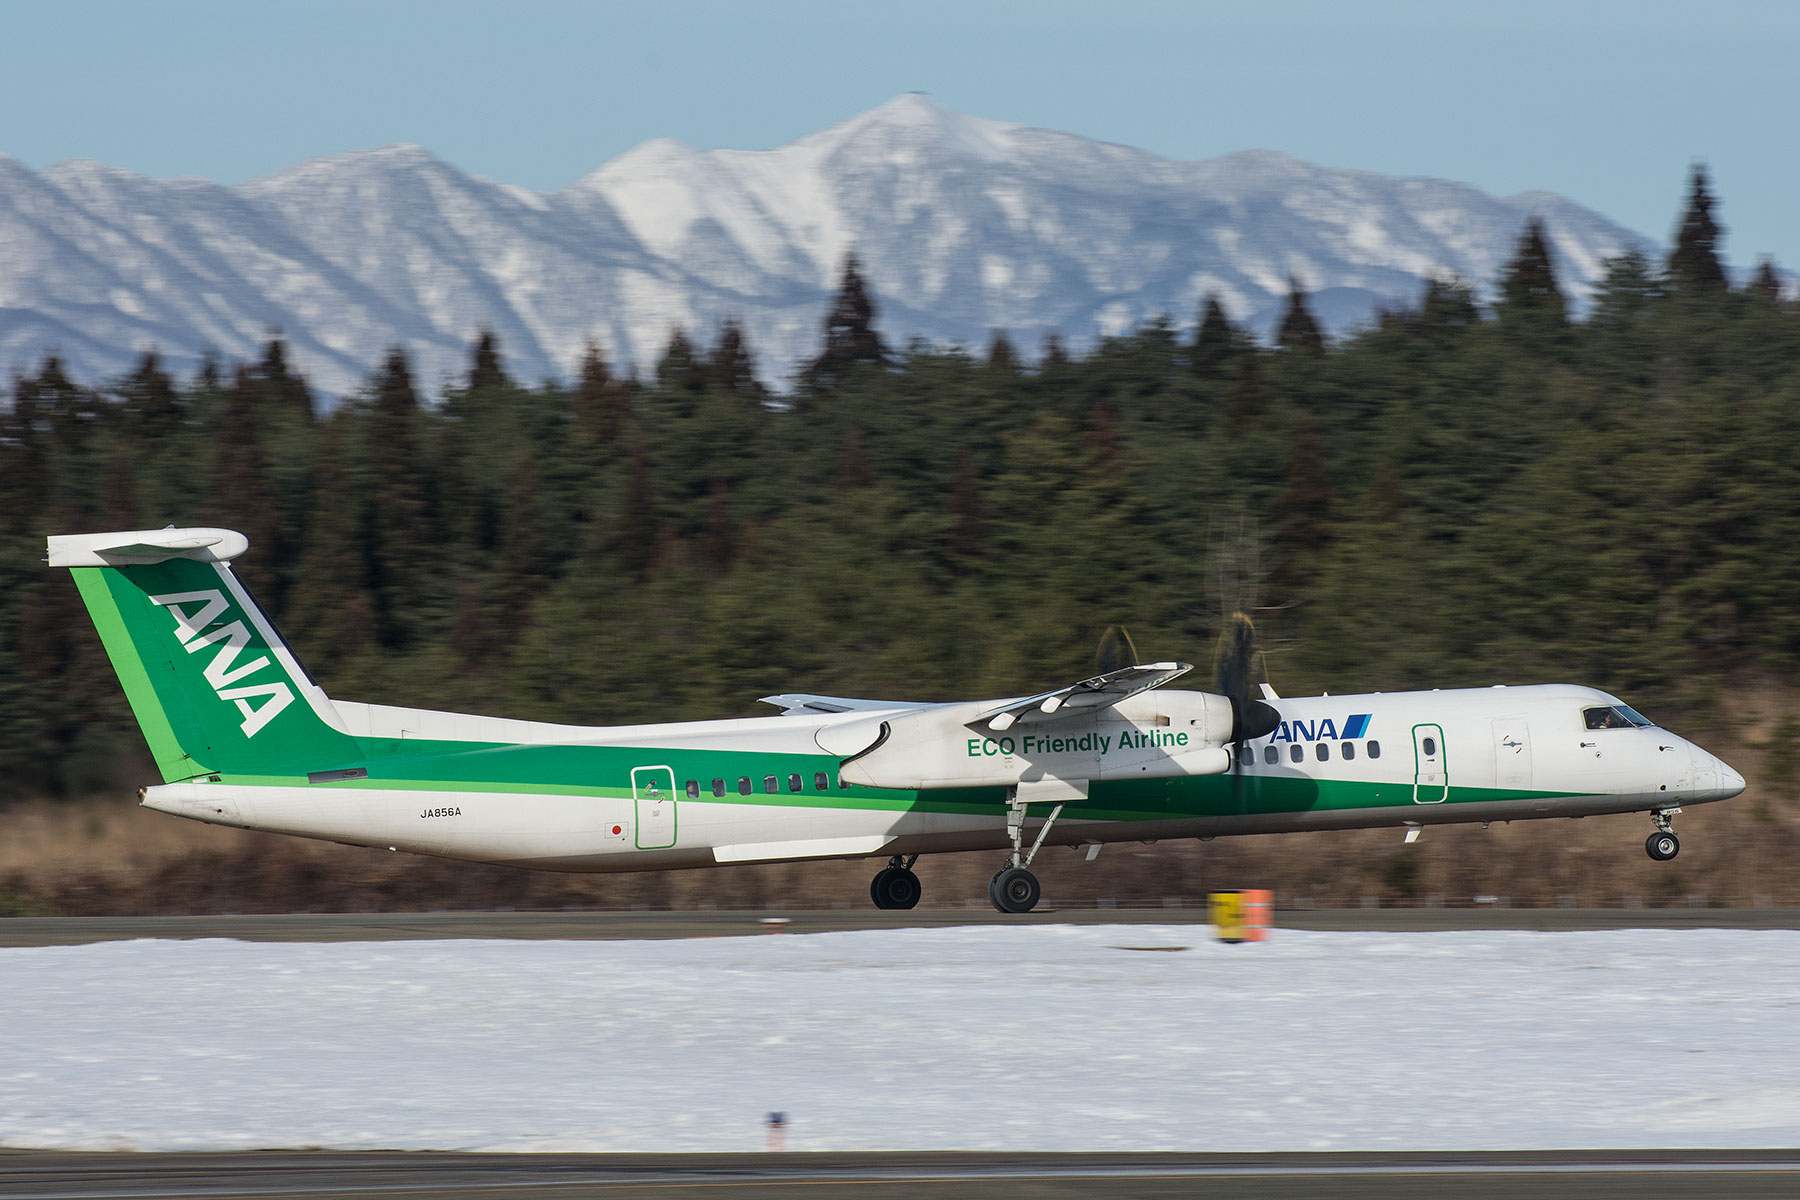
[988, 789, 1067, 914]
[1645, 808, 1681, 861]
[870, 855, 922, 909]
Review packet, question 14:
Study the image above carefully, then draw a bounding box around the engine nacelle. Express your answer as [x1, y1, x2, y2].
[822, 690, 1237, 790]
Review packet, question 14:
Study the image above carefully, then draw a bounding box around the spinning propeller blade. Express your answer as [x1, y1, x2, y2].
[1094, 625, 1140, 674]
[1214, 612, 1280, 749]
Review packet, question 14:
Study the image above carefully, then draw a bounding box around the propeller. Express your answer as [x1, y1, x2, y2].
[1091, 617, 1279, 749]
[1214, 612, 1280, 746]
[1094, 625, 1140, 675]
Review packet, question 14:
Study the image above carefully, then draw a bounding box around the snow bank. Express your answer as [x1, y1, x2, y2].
[2, 926, 1796, 1152]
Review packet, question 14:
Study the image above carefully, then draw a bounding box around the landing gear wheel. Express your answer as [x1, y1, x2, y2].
[989, 866, 1041, 914]
[1646, 831, 1680, 861]
[869, 866, 922, 910]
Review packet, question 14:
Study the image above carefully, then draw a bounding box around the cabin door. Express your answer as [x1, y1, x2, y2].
[1412, 724, 1448, 803]
[632, 765, 678, 849]
[1491, 719, 1532, 792]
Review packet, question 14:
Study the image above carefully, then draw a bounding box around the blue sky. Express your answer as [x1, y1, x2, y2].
[3, 0, 1795, 266]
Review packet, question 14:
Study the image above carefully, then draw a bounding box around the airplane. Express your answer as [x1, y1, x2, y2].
[48, 526, 1746, 913]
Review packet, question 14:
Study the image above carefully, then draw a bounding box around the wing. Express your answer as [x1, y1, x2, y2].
[758, 693, 934, 717]
[972, 662, 1193, 732]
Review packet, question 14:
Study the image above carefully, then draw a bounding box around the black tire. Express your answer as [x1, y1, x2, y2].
[870, 867, 897, 909]
[874, 867, 922, 910]
[990, 866, 1041, 914]
[1646, 831, 1680, 861]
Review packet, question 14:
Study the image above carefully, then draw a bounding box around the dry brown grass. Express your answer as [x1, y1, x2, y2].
[4, 707, 1798, 916]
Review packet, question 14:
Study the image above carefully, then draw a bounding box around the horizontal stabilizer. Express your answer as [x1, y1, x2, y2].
[47, 528, 249, 568]
[974, 662, 1192, 732]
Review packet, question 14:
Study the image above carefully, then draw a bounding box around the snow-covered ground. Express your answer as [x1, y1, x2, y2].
[3, 926, 1797, 1153]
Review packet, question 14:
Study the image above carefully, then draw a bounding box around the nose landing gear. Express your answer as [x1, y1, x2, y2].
[986, 790, 1068, 913]
[1645, 808, 1681, 861]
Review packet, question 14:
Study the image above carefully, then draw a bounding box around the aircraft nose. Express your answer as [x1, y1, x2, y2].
[1716, 756, 1746, 800]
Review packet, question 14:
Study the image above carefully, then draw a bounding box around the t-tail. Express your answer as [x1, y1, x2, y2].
[47, 528, 362, 782]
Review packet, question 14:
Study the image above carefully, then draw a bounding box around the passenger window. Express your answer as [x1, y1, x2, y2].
[1368, 740, 1380, 759]
[1238, 745, 1252, 768]
[1422, 736, 1437, 756]
[814, 772, 829, 791]
[838, 775, 850, 789]
[1316, 743, 1329, 761]
[1289, 744, 1303, 763]
[1342, 742, 1355, 761]
[1264, 745, 1278, 764]
[763, 774, 778, 793]
[737, 776, 752, 796]
[788, 773, 802, 793]
[712, 778, 725, 797]
[685, 779, 699, 799]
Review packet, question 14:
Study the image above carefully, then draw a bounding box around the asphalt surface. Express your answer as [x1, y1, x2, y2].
[2, 906, 1798, 947]
[2, 1150, 1798, 1199]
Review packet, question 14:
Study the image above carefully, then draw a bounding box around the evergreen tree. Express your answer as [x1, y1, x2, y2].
[572, 340, 630, 452]
[1418, 276, 1479, 330]
[656, 327, 705, 398]
[699, 479, 736, 571]
[364, 347, 435, 646]
[1749, 259, 1783, 301]
[114, 350, 181, 442]
[835, 427, 875, 489]
[1276, 276, 1325, 354]
[707, 318, 761, 397]
[946, 448, 985, 560]
[1668, 164, 1727, 291]
[1040, 332, 1070, 369]
[254, 336, 315, 417]
[467, 329, 508, 393]
[497, 445, 548, 613]
[209, 365, 282, 603]
[1191, 294, 1237, 374]
[283, 415, 375, 665]
[1222, 346, 1266, 430]
[1271, 413, 1332, 592]
[985, 331, 1020, 374]
[614, 444, 659, 579]
[1496, 218, 1567, 329]
[808, 252, 887, 390]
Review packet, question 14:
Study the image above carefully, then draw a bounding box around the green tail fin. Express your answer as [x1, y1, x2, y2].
[49, 528, 362, 782]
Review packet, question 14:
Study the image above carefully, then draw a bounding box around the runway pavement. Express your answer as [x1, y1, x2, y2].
[2, 905, 1798, 947]
[3, 1150, 1798, 1200]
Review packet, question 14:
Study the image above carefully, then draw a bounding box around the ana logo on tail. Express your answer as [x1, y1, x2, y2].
[150, 589, 294, 737]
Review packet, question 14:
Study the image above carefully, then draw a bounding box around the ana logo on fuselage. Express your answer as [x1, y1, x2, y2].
[1270, 714, 1372, 743]
[150, 589, 294, 738]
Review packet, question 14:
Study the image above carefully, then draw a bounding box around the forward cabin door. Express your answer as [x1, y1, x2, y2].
[1491, 719, 1532, 793]
[632, 765, 678, 849]
[1412, 724, 1448, 803]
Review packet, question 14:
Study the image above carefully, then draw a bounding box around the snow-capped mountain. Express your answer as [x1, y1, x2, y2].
[1, 93, 1664, 399]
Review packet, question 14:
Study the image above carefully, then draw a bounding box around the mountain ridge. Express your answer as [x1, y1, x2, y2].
[0, 95, 1693, 398]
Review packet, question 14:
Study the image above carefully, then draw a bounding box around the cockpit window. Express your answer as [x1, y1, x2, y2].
[1584, 705, 1652, 730]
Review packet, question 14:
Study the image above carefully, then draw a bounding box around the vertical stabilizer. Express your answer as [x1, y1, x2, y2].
[48, 529, 362, 782]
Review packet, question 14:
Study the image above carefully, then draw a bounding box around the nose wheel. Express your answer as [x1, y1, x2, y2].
[989, 866, 1041, 914]
[870, 856, 922, 909]
[1645, 810, 1681, 861]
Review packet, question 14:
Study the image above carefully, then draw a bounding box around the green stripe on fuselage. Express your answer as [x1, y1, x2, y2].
[229, 734, 1587, 824]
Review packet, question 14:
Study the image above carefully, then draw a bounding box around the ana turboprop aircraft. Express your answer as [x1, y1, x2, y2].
[49, 527, 1745, 912]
